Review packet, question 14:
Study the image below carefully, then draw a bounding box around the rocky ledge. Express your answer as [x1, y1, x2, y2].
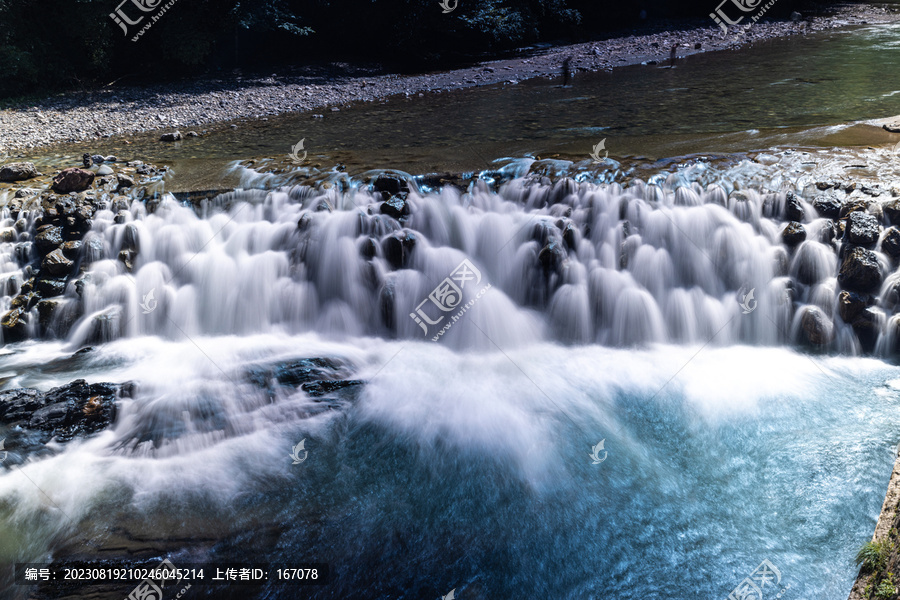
[0, 378, 133, 465]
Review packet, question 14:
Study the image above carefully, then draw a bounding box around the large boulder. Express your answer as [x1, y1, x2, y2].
[34, 225, 64, 255]
[0, 162, 38, 182]
[799, 306, 834, 346]
[51, 168, 95, 193]
[883, 227, 900, 258]
[381, 230, 417, 270]
[883, 199, 900, 225]
[0, 379, 130, 464]
[782, 222, 806, 247]
[838, 290, 869, 323]
[813, 194, 842, 218]
[838, 247, 882, 293]
[41, 248, 74, 276]
[785, 191, 805, 222]
[845, 211, 880, 246]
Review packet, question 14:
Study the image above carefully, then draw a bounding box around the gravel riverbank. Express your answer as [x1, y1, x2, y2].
[0, 3, 895, 153]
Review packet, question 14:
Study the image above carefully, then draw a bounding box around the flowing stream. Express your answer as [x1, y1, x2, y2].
[3, 17, 900, 600]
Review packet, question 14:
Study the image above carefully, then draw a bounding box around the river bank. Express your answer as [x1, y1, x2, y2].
[0, 3, 895, 154]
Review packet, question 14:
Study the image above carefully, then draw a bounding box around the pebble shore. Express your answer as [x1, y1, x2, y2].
[0, 4, 894, 153]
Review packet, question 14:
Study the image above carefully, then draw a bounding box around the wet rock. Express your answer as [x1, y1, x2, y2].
[61, 240, 82, 259]
[840, 197, 869, 218]
[373, 174, 409, 199]
[785, 191, 804, 222]
[359, 237, 378, 259]
[97, 164, 114, 176]
[301, 379, 364, 398]
[853, 308, 882, 354]
[538, 241, 566, 271]
[812, 194, 842, 218]
[883, 199, 900, 225]
[838, 290, 869, 323]
[118, 249, 135, 270]
[116, 173, 134, 190]
[380, 196, 410, 219]
[838, 247, 882, 293]
[883, 227, 900, 258]
[34, 225, 64, 255]
[51, 168, 95, 193]
[297, 213, 312, 231]
[160, 131, 182, 142]
[382, 230, 417, 269]
[0, 228, 15, 243]
[799, 306, 834, 346]
[781, 222, 806, 246]
[0, 380, 129, 462]
[35, 276, 68, 297]
[845, 211, 880, 246]
[41, 248, 74, 276]
[0, 161, 38, 182]
[1, 307, 27, 342]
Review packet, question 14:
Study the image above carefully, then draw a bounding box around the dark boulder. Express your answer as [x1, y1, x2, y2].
[34, 225, 64, 255]
[785, 192, 805, 222]
[380, 196, 410, 220]
[838, 290, 869, 323]
[373, 174, 409, 199]
[1, 308, 27, 342]
[0, 162, 39, 182]
[41, 248, 74, 276]
[845, 211, 880, 246]
[883, 199, 900, 225]
[852, 308, 882, 354]
[35, 276, 68, 297]
[812, 194, 842, 218]
[382, 230, 417, 270]
[838, 247, 882, 293]
[782, 222, 806, 246]
[160, 131, 182, 142]
[883, 227, 900, 258]
[840, 197, 869, 218]
[0, 379, 129, 463]
[51, 168, 95, 193]
[799, 306, 834, 346]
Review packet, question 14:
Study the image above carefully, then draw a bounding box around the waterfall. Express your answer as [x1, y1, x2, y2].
[0, 171, 894, 354]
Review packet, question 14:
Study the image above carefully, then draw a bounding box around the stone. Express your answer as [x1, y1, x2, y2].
[0, 162, 38, 182]
[35, 277, 68, 297]
[883, 227, 900, 258]
[812, 195, 842, 218]
[381, 230, 417, 270]
[160, 131, 182, 142]
[34, 225, 64, 255]
[97, 165, 114, 176]
[799, 306, 833, 346]
[785, 191, 804, 222]
[51, 168, 95, 193]
[781, 222, 806, 246]
[838, 247, 882, 293]
[116, 173, 135, 190]
[838, 290, 868, 323]
[845, 211, 880, 246]
[380, 197, 409, 219]
[41, 248, 74, 276]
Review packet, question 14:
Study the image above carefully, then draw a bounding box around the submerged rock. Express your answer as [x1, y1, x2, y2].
[0, 379, 131, 464]
[782, 222, 806, 247]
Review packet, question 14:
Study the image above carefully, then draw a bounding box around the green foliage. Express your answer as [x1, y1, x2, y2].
[875, 572, 896, 600]
[858, 540, 894, 573]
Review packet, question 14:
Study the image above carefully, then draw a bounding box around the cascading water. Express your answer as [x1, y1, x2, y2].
[2, 162, 892, 355]
[2, 153, 900, 599]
